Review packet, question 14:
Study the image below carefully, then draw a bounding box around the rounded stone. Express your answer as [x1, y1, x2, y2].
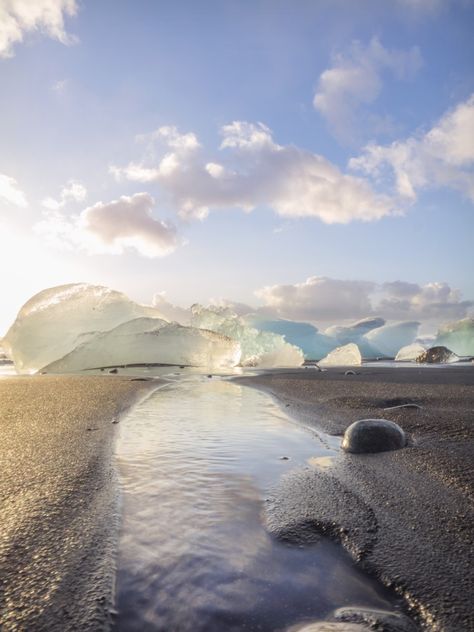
[342, 419, 406, 454]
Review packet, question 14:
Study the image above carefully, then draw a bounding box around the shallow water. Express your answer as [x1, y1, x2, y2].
[114, 377, 408, 631]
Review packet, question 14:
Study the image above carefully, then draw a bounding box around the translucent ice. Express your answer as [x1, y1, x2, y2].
[319, 342, 362, 366]
[245, 316, 335, 360]
[361, 321, 420, 358]
[191, 305, 304, 367]
[325, 317, 386, 345]
[434, 318, 474, 356]
[3, 284, 163, 373]
[43, 318, 241, 372]
[395, 343, 426, 362]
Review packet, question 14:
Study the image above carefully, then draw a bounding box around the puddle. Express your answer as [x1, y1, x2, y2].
[114, 378, 408, 631]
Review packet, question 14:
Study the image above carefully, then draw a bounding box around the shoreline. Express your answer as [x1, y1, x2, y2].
[0, 375, 162, 632]
[235, 367, 474, 631]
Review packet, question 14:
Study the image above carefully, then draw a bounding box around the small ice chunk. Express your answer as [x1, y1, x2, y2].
[319, 343, 362, 366]
[395, 343, 426, 362]
[416, 346, 459, 364]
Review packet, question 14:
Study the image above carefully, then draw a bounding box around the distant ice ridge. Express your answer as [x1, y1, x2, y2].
[191, 306, 304, 368]
[434, 318, 474, 356]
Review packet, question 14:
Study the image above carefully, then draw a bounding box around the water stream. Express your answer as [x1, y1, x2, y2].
[114, 375, 407, 631]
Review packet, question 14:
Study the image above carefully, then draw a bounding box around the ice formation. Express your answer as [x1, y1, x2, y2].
[395, 343, 426, 362]
[415, 346, 459, 364]
[191, 305, 304, 367]
[245, 316, 335, 360]
[361, 321, 420, 358]
[4, 284, 302, 373]
[325, 317, 386, 346]
[3, 284, 164, 373]
[319, 342, 362, 366]
[43, 318, 241, 372]
[434, 318, 474, 356]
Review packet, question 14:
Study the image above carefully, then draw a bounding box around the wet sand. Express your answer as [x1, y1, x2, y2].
[235, 367, 474, 631]
[0, 375, 160, 632]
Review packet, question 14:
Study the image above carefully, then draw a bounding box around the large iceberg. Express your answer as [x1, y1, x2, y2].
[325, 317, 385, 346]
[191, 305, 304, 367]
[3, 284, 162, 373]
[4, 284, 303, 373]
[43, 318, 240, 372]
[245, 316, 335, 360]
[319, 342, 362, 366]
[434, 318, 474, 356]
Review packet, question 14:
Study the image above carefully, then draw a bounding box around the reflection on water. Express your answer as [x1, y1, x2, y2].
[115, 378, 402, 631]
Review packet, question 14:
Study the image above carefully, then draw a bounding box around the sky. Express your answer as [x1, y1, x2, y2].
[0, 0, 473, 335]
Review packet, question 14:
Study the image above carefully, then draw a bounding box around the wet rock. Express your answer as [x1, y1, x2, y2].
[334, 607, 418, 632]
[342, 419, 406, 454]
[416, 345, 458, 364]
[109, 368, 118, 374]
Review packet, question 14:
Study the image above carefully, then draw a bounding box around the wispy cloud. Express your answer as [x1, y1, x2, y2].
[42, 179, 87, 211]
[0, 0, 78, 59]
[36, 192, 179, 258]
[350, 93, 474, 201]
[313, 37, 422, 143]
[111, 121, 396, 224]
[0, 173, 27, 207]
[255, 275, 472, 322]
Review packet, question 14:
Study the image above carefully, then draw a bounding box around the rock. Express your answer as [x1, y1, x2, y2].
[289, 623, 370, 631]
[109, 368, 118, 374]
[342, 419, 406, 454]
[334, 607, 418, 632]
[416, 346, 458, 364]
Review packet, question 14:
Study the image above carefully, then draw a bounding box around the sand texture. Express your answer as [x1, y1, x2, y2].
[0, 375, 159, 632]
[235, 367, 474, 631]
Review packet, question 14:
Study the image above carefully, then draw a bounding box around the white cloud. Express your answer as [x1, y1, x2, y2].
[112, 121, 395, 224]
[350, 94, 474, 201]
[36, 192, 179, 258]
[0, 0, 78, 58]
[313, 38, 422, 142]
[42, 179, 87, 210]
[256, 276, 376, 321]
[255, 275, 472, 322]
[0, 172, 27, 207]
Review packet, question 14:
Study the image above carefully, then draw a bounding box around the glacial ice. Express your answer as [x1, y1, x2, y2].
[4, 284, 302, 373]
[325, 317, 386, 345]
[395, 343, 426, 362]
[191, 305, 304, 367]
[319, 342, 362, 366]
[3, 284, 162, 373]
[43, 318, 241, 372]
[434, 318, 474, 356]
[245, 316, 335, 360]
[361, 321, 420, 358]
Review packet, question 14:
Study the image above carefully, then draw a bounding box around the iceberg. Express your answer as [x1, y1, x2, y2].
[325, 317, 386, 346]
[415, 346, 459, 364]
[434, 318, 474, 356]
[319, 342, 362, 366]
[43, 318, 241, 373]
[3, 284, 163, 374]
[191, 305, 304, 367]
[245, 316, 335, 360]
[361, 321, 420, 358]
[395, 343, 426, 362]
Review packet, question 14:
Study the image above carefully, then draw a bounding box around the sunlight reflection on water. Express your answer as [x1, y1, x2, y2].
[115, 378, 402, 631]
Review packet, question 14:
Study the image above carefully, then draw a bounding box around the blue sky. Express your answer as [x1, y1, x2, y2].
[0, 0, 473, 334]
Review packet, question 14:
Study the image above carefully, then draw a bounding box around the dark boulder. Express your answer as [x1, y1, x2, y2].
[342, 419, 406, 454]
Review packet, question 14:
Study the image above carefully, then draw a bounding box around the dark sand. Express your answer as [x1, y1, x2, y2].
[235, 367, 474, 632]
[0, 375, 160, 632]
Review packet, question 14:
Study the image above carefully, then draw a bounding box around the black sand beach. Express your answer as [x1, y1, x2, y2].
[0, 368, 473, 631]
[0, 375, 160, 632]
[236, 367, 474, 631]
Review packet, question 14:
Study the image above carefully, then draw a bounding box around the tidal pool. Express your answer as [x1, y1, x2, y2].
[114, 376, 407, 631]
